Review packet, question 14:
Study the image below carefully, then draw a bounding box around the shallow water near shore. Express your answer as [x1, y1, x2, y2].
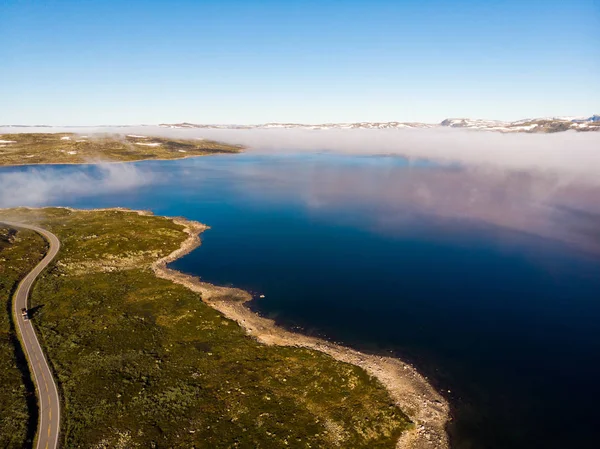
[2, 153, 600, 449]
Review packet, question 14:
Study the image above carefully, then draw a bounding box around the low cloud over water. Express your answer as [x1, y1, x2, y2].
[3, 126, 599, 182]
[170, 154, 600, 254]
[6, 126, 597, 181]
[1, 126, 599, 253]
[0, 163, 153, 208]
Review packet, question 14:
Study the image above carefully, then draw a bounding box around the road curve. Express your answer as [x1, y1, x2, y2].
[2, 221, 61, 449]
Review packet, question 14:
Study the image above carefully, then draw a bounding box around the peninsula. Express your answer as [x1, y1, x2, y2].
[0, 207, 449, 448]
[0, 133, 242, 167]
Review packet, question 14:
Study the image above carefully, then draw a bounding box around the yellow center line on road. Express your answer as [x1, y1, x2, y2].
[48, 425, 51, 437]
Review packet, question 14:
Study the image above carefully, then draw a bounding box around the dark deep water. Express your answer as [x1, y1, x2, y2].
[2, 153, 600, 449]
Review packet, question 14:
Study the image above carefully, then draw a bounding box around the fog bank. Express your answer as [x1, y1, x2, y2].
[2, 126, 598, 183]
[1, 126, 599, 253]
[0, 163, 154, 208]
[185, 156, 600, 254]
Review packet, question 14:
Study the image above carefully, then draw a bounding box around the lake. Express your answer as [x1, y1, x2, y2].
[2, 153, 600, 449]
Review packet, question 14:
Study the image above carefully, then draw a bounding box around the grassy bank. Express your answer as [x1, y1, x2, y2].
[0, 208, 410, 448]
[0, 133, 242, 166]
[0, 226, 47, 448]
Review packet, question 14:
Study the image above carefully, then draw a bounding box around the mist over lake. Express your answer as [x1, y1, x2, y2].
[2, 152, 599, 449]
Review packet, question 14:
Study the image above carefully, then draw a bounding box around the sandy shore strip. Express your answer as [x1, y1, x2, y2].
[2, 207, 450, 448]
[154, 215, 450, 449]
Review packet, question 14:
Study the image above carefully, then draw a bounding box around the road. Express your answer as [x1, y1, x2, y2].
[2, 221, 61, 449]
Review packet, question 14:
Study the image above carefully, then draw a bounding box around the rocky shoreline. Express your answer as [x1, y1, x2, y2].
[153, 215, 450, 449]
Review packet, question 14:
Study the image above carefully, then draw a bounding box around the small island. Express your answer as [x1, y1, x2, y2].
[0, 207, 449, 448]
[0, 133, 242, 166]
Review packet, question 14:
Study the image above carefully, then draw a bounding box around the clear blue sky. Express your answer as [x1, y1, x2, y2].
[1, 0, 598, 125]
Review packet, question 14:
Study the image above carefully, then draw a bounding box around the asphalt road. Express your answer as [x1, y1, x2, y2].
[2, 221, 61, 449]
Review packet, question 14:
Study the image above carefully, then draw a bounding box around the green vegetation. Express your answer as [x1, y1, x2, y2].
[0, 208, 411, 448]
[0, 133, 242, 166]
[0, 226, 47, 448]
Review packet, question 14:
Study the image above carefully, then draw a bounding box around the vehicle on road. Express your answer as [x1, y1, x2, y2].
[21, 307, 29, 320]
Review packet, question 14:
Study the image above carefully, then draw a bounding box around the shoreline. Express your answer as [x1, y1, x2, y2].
[3, 206, 450, 448]
[153, 215, 450, 449]
[0, 151, 241, 169]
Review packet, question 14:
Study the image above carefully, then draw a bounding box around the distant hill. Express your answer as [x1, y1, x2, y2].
[159, 115, 600, 133]
[3, 115, 598, 133]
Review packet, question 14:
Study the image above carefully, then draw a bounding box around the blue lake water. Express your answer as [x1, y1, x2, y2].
[2, 153, 600, 449]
